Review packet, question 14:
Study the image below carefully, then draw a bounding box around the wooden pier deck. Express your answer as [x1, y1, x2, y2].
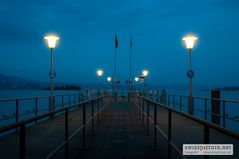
[0, 98, 238, 159]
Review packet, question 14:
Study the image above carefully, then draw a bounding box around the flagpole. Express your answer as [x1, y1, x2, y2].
[129, 32, 132, 101]
[114, 46, 116, 100]
[129, 39, 132, 100]
[114, 33, 118, 101]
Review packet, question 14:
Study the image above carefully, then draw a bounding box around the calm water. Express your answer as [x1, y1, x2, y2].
[0, 90, 80, 127]
[0, 89, 238, 132]
[0, 90, 80, 99]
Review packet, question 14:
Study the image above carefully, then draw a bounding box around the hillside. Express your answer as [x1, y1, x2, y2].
[0, 73, 47, 90]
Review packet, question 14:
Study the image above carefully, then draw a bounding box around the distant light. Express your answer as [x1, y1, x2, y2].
[97, 69, 103, 77]
[107, 77, 112, 82]
[44, 34, 60, 49]
[135, 77, 139, 82]
[142, 70, 149, 77]
[182, 35, 198, 50]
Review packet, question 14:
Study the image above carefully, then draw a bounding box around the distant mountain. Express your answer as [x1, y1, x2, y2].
[214, 86, 239, 91]
[0, 73, 48, 90]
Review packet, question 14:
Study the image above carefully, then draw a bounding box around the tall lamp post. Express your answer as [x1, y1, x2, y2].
[142, 69, 149, 96]
[44, 34, 59, 112]
[182, 35, 198, 115]
[97, 69, 104, 95]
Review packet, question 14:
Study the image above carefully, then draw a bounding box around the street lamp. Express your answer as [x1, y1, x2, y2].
[135, 77, 139, 82]
[135, 77, 139, 94]
[97, 69, 103, 77]
[44, 34, 59, 112]
[142, 69, 149, 96]
[107, 77, 112, 94]
[107, 77, 112, 82]
[97, 69, 104, 94]
[183, 34, 198, 114]
[142, 70, 149, 77]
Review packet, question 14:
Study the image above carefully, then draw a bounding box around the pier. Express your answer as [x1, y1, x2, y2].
[0, 93, 238, 159]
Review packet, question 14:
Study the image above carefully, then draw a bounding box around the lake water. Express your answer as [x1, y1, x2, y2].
[0, 90, 80, 127]
[0, 90, 80, 99]
[0, 89, 238, 132]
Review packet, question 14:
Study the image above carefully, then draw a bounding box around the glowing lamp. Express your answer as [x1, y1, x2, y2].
[44, 34, 60, 49]
[182, 35, 197, 51]
[107, 77, 112, 82]
[97, 69, 103, 77]
[142, 70, 149, 77]
[135, 77, 139, 82]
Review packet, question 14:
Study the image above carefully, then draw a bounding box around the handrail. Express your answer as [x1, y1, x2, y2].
[135, 96, 239, 159]
[134, 97, 187, 159]
[0, 93, 81, 102]
[168, 94, 239, 103]
[45, 96, 109, 159]
[165, 94, 239, 127]
[0, 94, 109, 159]
[0, 93, 92, 124]
[0, 95, 106, 133]
[138, 95, 239, 139]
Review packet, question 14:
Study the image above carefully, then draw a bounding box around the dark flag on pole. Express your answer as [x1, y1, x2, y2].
[115, 34, 118, 48]
[130, 32, 133, 48]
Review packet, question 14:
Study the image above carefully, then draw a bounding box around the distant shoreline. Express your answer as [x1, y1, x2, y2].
[198, 87, 239, 92]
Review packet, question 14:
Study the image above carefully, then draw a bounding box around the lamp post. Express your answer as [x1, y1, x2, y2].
[142, 69, 149, 96]
[135, 77, 139, 95]
[183, 35, 198, 115]
[44, 34, 59, 112]
[97, 69, 104, 95]
[107, 77, 112, 94]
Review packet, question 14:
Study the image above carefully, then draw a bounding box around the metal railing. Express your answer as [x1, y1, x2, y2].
[0, 95, 110, 159]
[134, 95, 239, 159]
[0, 93, 90, 126]
[164, 94, 239, 130]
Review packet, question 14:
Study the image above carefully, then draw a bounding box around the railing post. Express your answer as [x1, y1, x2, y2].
[153, 103, 157, 148]
[74, 94, 76, 104]
[205, 98, 207, 121]
[62, 95, 64, 109]
[97, 97, 100, 123]
[53, 96, 56, 111]
[139, 98, 142, 120]
[168, 109, 172, 159]
[188, 96, 194, 115]
[82, 103, 86, 148]
[48, 96, 51, 112]
[101, 97, 104, 120]
[142, 99, 145, 125]
[65, 109, 68, 159]
[91, 101, 94, 135]
[168, 95, 170, 107]
[69, 95, 71, 108]
[78, 93, 81, 103]
[19, 124, 25, 159]
[211, 90, 220, 125]
[223, 101, 226, 127]
[204, 125, 209, 159]
[179, 96, 182, 111]
[35, 98, 38, 124]
[147, 100, 149, 134]
[173, 96, 175, 108]
[137, 97, 140, 120]
[16, 99, 19, 123]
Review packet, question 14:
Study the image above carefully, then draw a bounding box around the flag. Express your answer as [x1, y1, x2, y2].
[115, 34, 118, 48]
[130, 32, 133, 48]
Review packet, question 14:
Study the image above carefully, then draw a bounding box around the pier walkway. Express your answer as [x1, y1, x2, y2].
[0, 96, 238, 159]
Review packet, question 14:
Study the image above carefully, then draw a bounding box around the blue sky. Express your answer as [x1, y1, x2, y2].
[0, 0, 239, 87]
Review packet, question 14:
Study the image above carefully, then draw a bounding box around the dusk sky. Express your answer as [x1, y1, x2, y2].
[0, 0, 239, 87]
